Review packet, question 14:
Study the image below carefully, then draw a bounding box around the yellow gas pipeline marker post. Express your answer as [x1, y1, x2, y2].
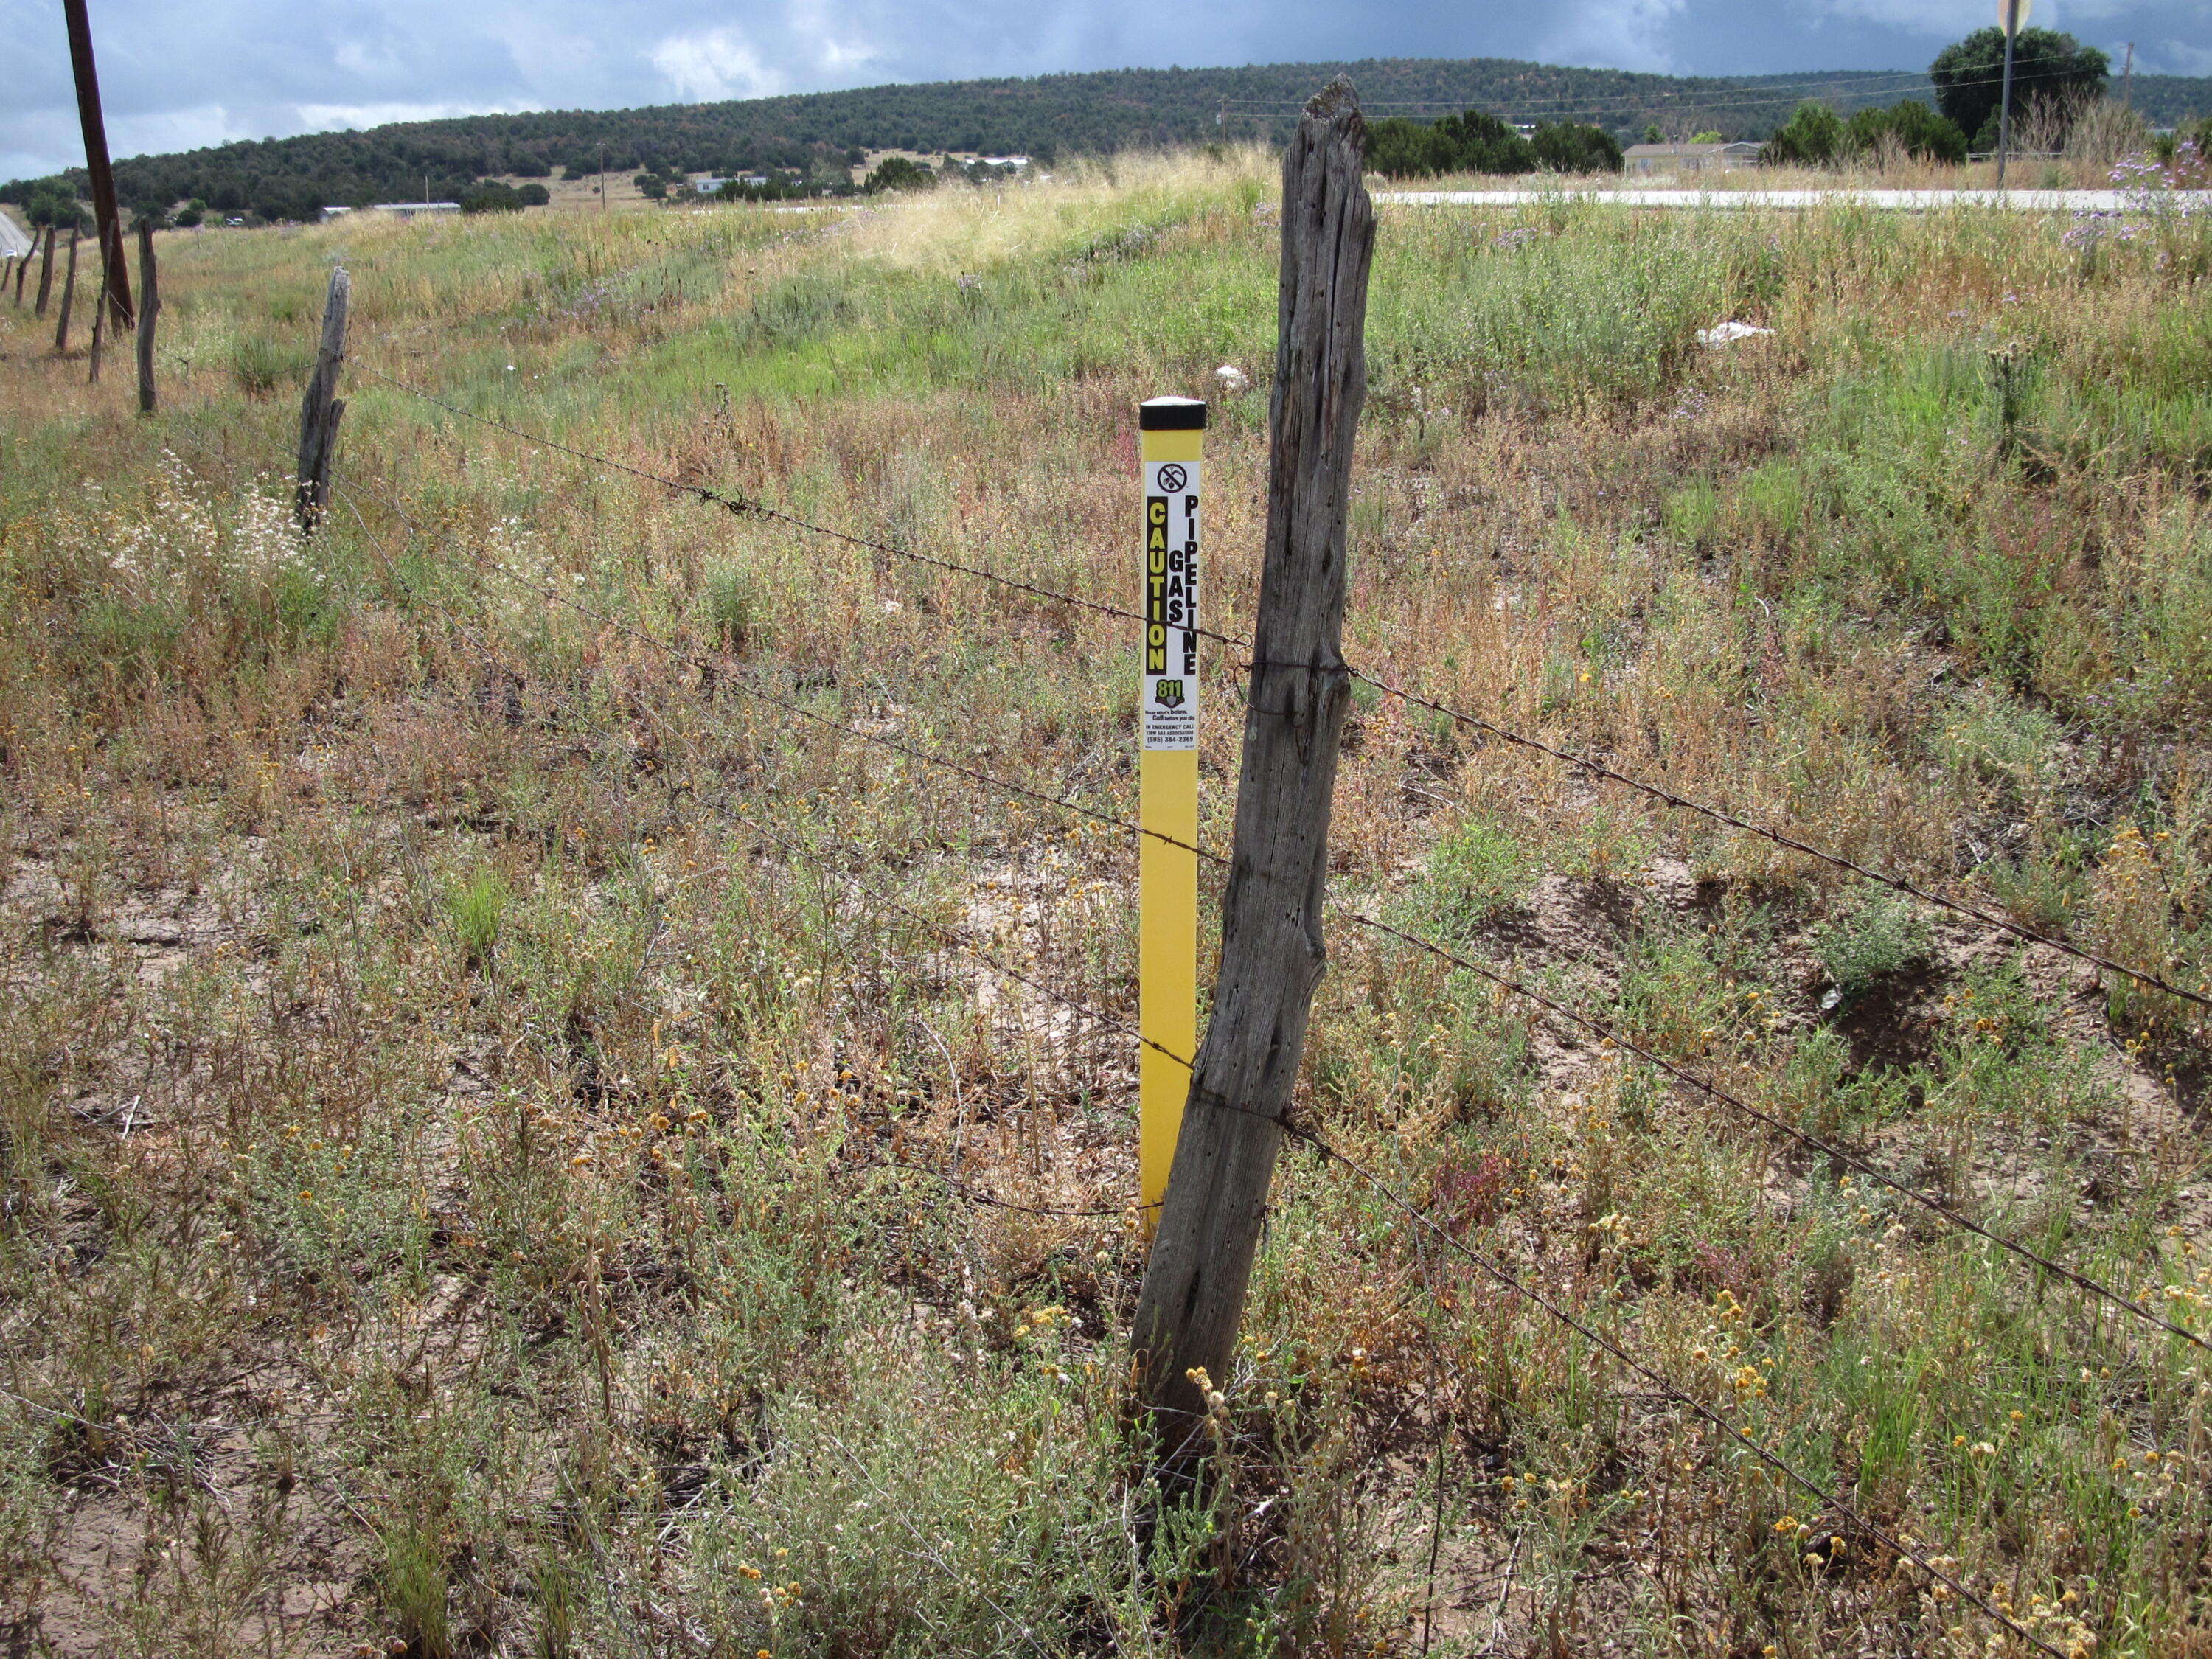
[1139, 396, 1204, 1220]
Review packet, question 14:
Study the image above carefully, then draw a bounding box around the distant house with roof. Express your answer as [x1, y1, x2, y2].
[369, 201, 462, 220]
[1624, 142, 1763, 174]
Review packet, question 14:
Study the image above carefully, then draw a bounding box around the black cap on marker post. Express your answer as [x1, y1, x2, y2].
[1139, 396, 1207, 430]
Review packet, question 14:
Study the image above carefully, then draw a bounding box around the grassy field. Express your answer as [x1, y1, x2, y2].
[1, 145, 2210, 1658]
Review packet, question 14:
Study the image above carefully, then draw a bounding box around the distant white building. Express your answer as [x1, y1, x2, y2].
[1624, 142, 1763, 174]
[974, 156, 1030, 170]
[369, 201, 462, 219]
[319, 205, 355, 222]
[692, 177, 725, 194]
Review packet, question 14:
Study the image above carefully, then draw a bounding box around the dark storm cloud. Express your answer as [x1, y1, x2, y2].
[3, 0, 2205, 178]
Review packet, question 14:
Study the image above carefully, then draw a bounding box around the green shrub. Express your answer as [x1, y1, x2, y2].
[1845, 102, 1969, 164]
[865, 156, 936, 194]
[1413, 815, 1537, 939]
[1739, 461, 1806, 541]
[1813, 893, 1932, 1001]
[448, 871, 509, 968]
[703, 561, 768, 653]
[1438, 215, 1723, 413]
[1532, 122, 1624, 174]
[1763, 103, 1848, 167]
[460, 181, 526, 215]
[1663, 478, 1722, 546]
[1366, 109, 1535, 178]
[378, 1521, 453, 1659]
[230, 333, 310, 397]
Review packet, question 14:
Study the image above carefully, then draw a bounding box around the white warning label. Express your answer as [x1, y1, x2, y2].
[1141, 459, 1200, 751]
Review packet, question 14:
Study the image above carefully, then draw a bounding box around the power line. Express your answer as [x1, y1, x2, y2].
[1220, 69, 1950, 108]
[1219, 63, 2101, 122]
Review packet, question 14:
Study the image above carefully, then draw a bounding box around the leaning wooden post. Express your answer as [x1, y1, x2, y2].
[295, 266, 350, 532]
[87, 268, 104, 383]
[133, 220, 158, 414]
[11, 249, 27, 306]
[63, 0, 133, 332]
[54, 230, 80, 353]
[1130, 75, 1374, 1450]
[32, 226, 56, 319]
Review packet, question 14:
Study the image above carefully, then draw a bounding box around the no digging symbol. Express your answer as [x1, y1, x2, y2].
[1156, 464, 1188, 493]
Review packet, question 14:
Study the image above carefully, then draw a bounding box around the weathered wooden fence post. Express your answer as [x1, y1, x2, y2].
[32, 226, 55, 318]
[134, 220, 158, 414]
[87, 258, 104, 383]
[1130, 76, 1374, 1453]
[296, 266, 350, 532]
[54, 230, 80, 353]
[11, 250, 26, 306]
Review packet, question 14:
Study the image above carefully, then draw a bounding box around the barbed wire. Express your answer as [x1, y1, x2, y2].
[411, 528, 2097, 1656]
[142, 408, 2154, 1656]
[509, 600, 2076, 1655]
[1331, 902, 2211, 1353]
[459, 491, 2211, 1356]
[173, 359, 2195, 1353]
[1262, 1113, 2073, 1659]
[348, 357, 2208, 1015]
[350, 359, 1247, 654]
[1342, 663, 2211, 1014]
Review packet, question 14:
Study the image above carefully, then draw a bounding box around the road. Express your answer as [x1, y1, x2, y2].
[1377, 187, 2202, 212]
[0, 207, 32, 258]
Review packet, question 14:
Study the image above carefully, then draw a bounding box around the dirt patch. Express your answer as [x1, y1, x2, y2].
[29, 1405, 369, 1659]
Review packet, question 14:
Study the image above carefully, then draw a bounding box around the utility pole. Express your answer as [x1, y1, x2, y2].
[1130, 76, 1374, 1467]
[600, 146, 608, 212]
[1995, 0, 2021, 189]
[62, 0, 132, 331]
[2122, 42, 2135, 111]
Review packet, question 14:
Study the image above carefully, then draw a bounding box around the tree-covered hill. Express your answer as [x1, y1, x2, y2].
[13, 55, 2212, 221]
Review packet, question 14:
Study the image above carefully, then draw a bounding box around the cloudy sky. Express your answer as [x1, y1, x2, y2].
[3, 0, 2205, 179]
